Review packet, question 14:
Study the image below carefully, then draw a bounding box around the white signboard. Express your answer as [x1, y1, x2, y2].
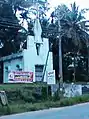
[47, 70, 56, 85]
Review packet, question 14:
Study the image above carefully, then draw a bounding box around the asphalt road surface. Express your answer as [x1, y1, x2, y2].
[0, 103, 89, 119]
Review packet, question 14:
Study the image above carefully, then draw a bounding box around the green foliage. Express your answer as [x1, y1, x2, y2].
[60, 94, 89, 107]
[0, 104, 11, 115]
[51, 90, 64, 101]
[53, 2, 89, 82]
[1, 94, 89, 116]
[19, 90, 36, 103]
[0, 83, 47, 103]
[62, 52, 88, 82]
[0, 84, 89, 115]
[41, 86, 47, 100]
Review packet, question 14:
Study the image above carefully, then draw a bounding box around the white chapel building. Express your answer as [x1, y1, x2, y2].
[0, 18, 53, 83]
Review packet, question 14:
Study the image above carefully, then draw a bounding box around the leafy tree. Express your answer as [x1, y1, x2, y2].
[55, 2, 89, 82]
[0, 0, 48, 56]
[0, 0, 21, 56]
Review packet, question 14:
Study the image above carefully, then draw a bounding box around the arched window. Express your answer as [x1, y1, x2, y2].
[36, 43, 41, 55]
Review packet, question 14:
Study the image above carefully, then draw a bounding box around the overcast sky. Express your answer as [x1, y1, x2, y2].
[48, 0, 89, 9]
[48, 0, 89, 20]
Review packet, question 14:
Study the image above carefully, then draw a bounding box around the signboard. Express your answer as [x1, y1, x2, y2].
[8, 71, 33, 83]
[47, 70, 56, 85]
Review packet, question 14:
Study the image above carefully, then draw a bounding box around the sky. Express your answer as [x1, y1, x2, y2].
[16, 0, 89, 31]
[48, 0, 89, 20]
[48, 0, 89, 9]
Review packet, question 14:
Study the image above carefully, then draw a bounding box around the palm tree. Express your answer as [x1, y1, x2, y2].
[55, 2, 89, 83]
[55, 4, 69, 89]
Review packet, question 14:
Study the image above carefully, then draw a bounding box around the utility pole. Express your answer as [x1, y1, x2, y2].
[56, 9, 63, 91]
[58, 20, 63, 90]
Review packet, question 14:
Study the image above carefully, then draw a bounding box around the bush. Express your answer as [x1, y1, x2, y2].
[60, 94, 89, 107]
[0, 105, 11, 115]
[0, 83, 47, 103]
[52, 90, 64, 101]
[19, 90, 36, 103]
[41, 87, 47, 100]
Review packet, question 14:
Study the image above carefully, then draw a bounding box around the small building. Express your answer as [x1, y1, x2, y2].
[0, 18, 53, 83]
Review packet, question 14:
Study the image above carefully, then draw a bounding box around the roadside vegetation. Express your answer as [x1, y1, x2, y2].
[0, 84, 89, 116]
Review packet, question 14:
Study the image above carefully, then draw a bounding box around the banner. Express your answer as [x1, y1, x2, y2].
[47, 70, 56, 85]
[8, 71, 33, 83]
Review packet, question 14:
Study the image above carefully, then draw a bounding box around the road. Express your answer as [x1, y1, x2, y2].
[0, 103, 89, 119]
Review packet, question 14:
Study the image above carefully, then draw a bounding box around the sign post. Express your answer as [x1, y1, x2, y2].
[47, 70, 56, 96]
[47, 70, 56, 85]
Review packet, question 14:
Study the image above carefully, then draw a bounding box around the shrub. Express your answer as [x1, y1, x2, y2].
[41, 87, 47, 100]
[19, 90, 36, 103]
[0, 105, 11, 115]
[0, 84, 47, 103]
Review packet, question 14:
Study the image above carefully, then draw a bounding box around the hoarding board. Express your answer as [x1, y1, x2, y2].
[8, 71, 33, 83]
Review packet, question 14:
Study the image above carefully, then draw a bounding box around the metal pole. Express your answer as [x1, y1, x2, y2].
[42, 50, 49, 82]
[41, 43, 52, 82]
